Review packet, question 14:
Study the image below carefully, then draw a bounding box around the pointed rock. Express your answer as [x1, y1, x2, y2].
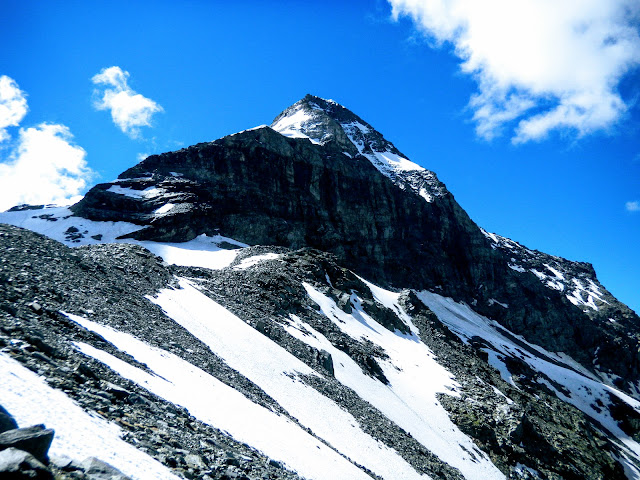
[0, 425, 55, 464]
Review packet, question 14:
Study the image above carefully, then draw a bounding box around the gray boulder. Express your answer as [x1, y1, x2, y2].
[0, 405, 18, 434]
[0, 447, 53, 479]
[82, 457, 132, 480]
[0, 425, 55, 464]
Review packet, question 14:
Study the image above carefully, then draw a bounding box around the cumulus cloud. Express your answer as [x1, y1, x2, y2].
[389, 0, 640, 143]
[0, 123, 93, 211]
[92, 66, 163, 138]
[0, 75, 28, 142]
[626, 201, 640, 212]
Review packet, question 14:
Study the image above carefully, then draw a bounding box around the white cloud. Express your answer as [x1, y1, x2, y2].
[92, 66, 163, 138]
[0, 123, 93, 211]
[626, 201, 640, 212]
[389, 0, 640, 143]
[0, 76, 28, 142]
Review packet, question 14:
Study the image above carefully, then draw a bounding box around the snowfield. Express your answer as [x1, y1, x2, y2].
[298, 281, 505, 480]
[65, 313, 375, 480]
[0, 207, 246, 270]
[416, 290, 640, 477]
[148, 278, 432, 480]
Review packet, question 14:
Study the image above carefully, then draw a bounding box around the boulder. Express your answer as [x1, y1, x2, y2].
[0, 447, 53, 479]
[82, 457, 131, 480]
[0, 425, 54, 464]
[0, 406, 18, 434]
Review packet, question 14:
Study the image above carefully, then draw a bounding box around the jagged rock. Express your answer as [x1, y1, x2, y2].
[184, 453, 206, 469]
[81, 457, 131, 480]
[0, 406, 18, 434]
[0, 447, 53, 479]
[0, 425, 55, 464]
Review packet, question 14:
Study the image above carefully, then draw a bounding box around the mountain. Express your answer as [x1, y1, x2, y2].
[0, 95, 639, 480]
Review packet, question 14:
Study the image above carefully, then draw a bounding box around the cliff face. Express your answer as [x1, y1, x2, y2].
[71, 96, 640, 396]
[74, 126, 499, 295]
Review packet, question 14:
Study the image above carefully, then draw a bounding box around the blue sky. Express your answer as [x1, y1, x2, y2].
[1, 0, 639, 312]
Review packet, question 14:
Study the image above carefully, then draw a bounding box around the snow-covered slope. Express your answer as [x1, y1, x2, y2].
[482, 229, 610, 311]
[0, 206, 245, 270]
[2, 94, 640, 480]
[417, 290, 640, 478]
[2, 207, 639, 478]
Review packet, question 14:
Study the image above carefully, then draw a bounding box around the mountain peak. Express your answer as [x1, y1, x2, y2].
[271, 94, 399, 154]
[271, 95, 446, 202]
[270, 94, 359, 152]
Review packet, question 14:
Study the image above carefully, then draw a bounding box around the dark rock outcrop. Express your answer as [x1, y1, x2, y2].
[0, 406, 18, 434]
[0, 426, 54, 464]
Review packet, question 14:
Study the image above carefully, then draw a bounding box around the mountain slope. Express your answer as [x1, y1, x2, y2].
[67, 94, 640, 398]
[0, 223, 636, 479]
[1, 95, 639, 479]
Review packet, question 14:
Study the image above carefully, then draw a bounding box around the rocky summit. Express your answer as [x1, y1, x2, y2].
[0, 95, 639, 480]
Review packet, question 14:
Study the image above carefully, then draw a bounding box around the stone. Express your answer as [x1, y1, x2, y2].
[0, 447, 53, 479]
[103, 382, 131, 400]
[82, 457, 131, 480]
[0, 406, 18, 434]
[184, 453, 205, 469]
[0, 425, 55, 464]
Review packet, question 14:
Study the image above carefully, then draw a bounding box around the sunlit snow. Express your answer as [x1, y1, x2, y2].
[233, 253, 281, 270]
[106, 185, 163, 199]
[416, 290, 640, 472]
[300, 281, 505, 480]
[0, 353, 179, 480]
[153, 203, 175, 215]
[148, 278, 431, 480]
[0, 207, 246, 270]
[271, 107, 322, 144]
[64, 314, 373, 480]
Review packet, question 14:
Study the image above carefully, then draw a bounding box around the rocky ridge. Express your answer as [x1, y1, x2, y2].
[1, 95, 639, 479]
[0, 223, 636, 479]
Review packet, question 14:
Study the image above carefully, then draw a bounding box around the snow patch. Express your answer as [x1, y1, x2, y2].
[300, 281, 505, 480]
[0, 207, 247, 270]
[0, 353, 179, 480]
[153, 203, 175, 215]
[487, 298, 509, 308]
[233, 253, 281, 270]
[106, 185, 163, 199]
[271, 107, 321, 144]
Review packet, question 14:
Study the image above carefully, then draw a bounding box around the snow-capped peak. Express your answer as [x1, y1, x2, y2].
[271, 95, 446, 202]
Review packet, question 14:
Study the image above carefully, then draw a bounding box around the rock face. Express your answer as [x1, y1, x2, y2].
[72, 95, 640, 396]
[2, 95, 640, 479]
